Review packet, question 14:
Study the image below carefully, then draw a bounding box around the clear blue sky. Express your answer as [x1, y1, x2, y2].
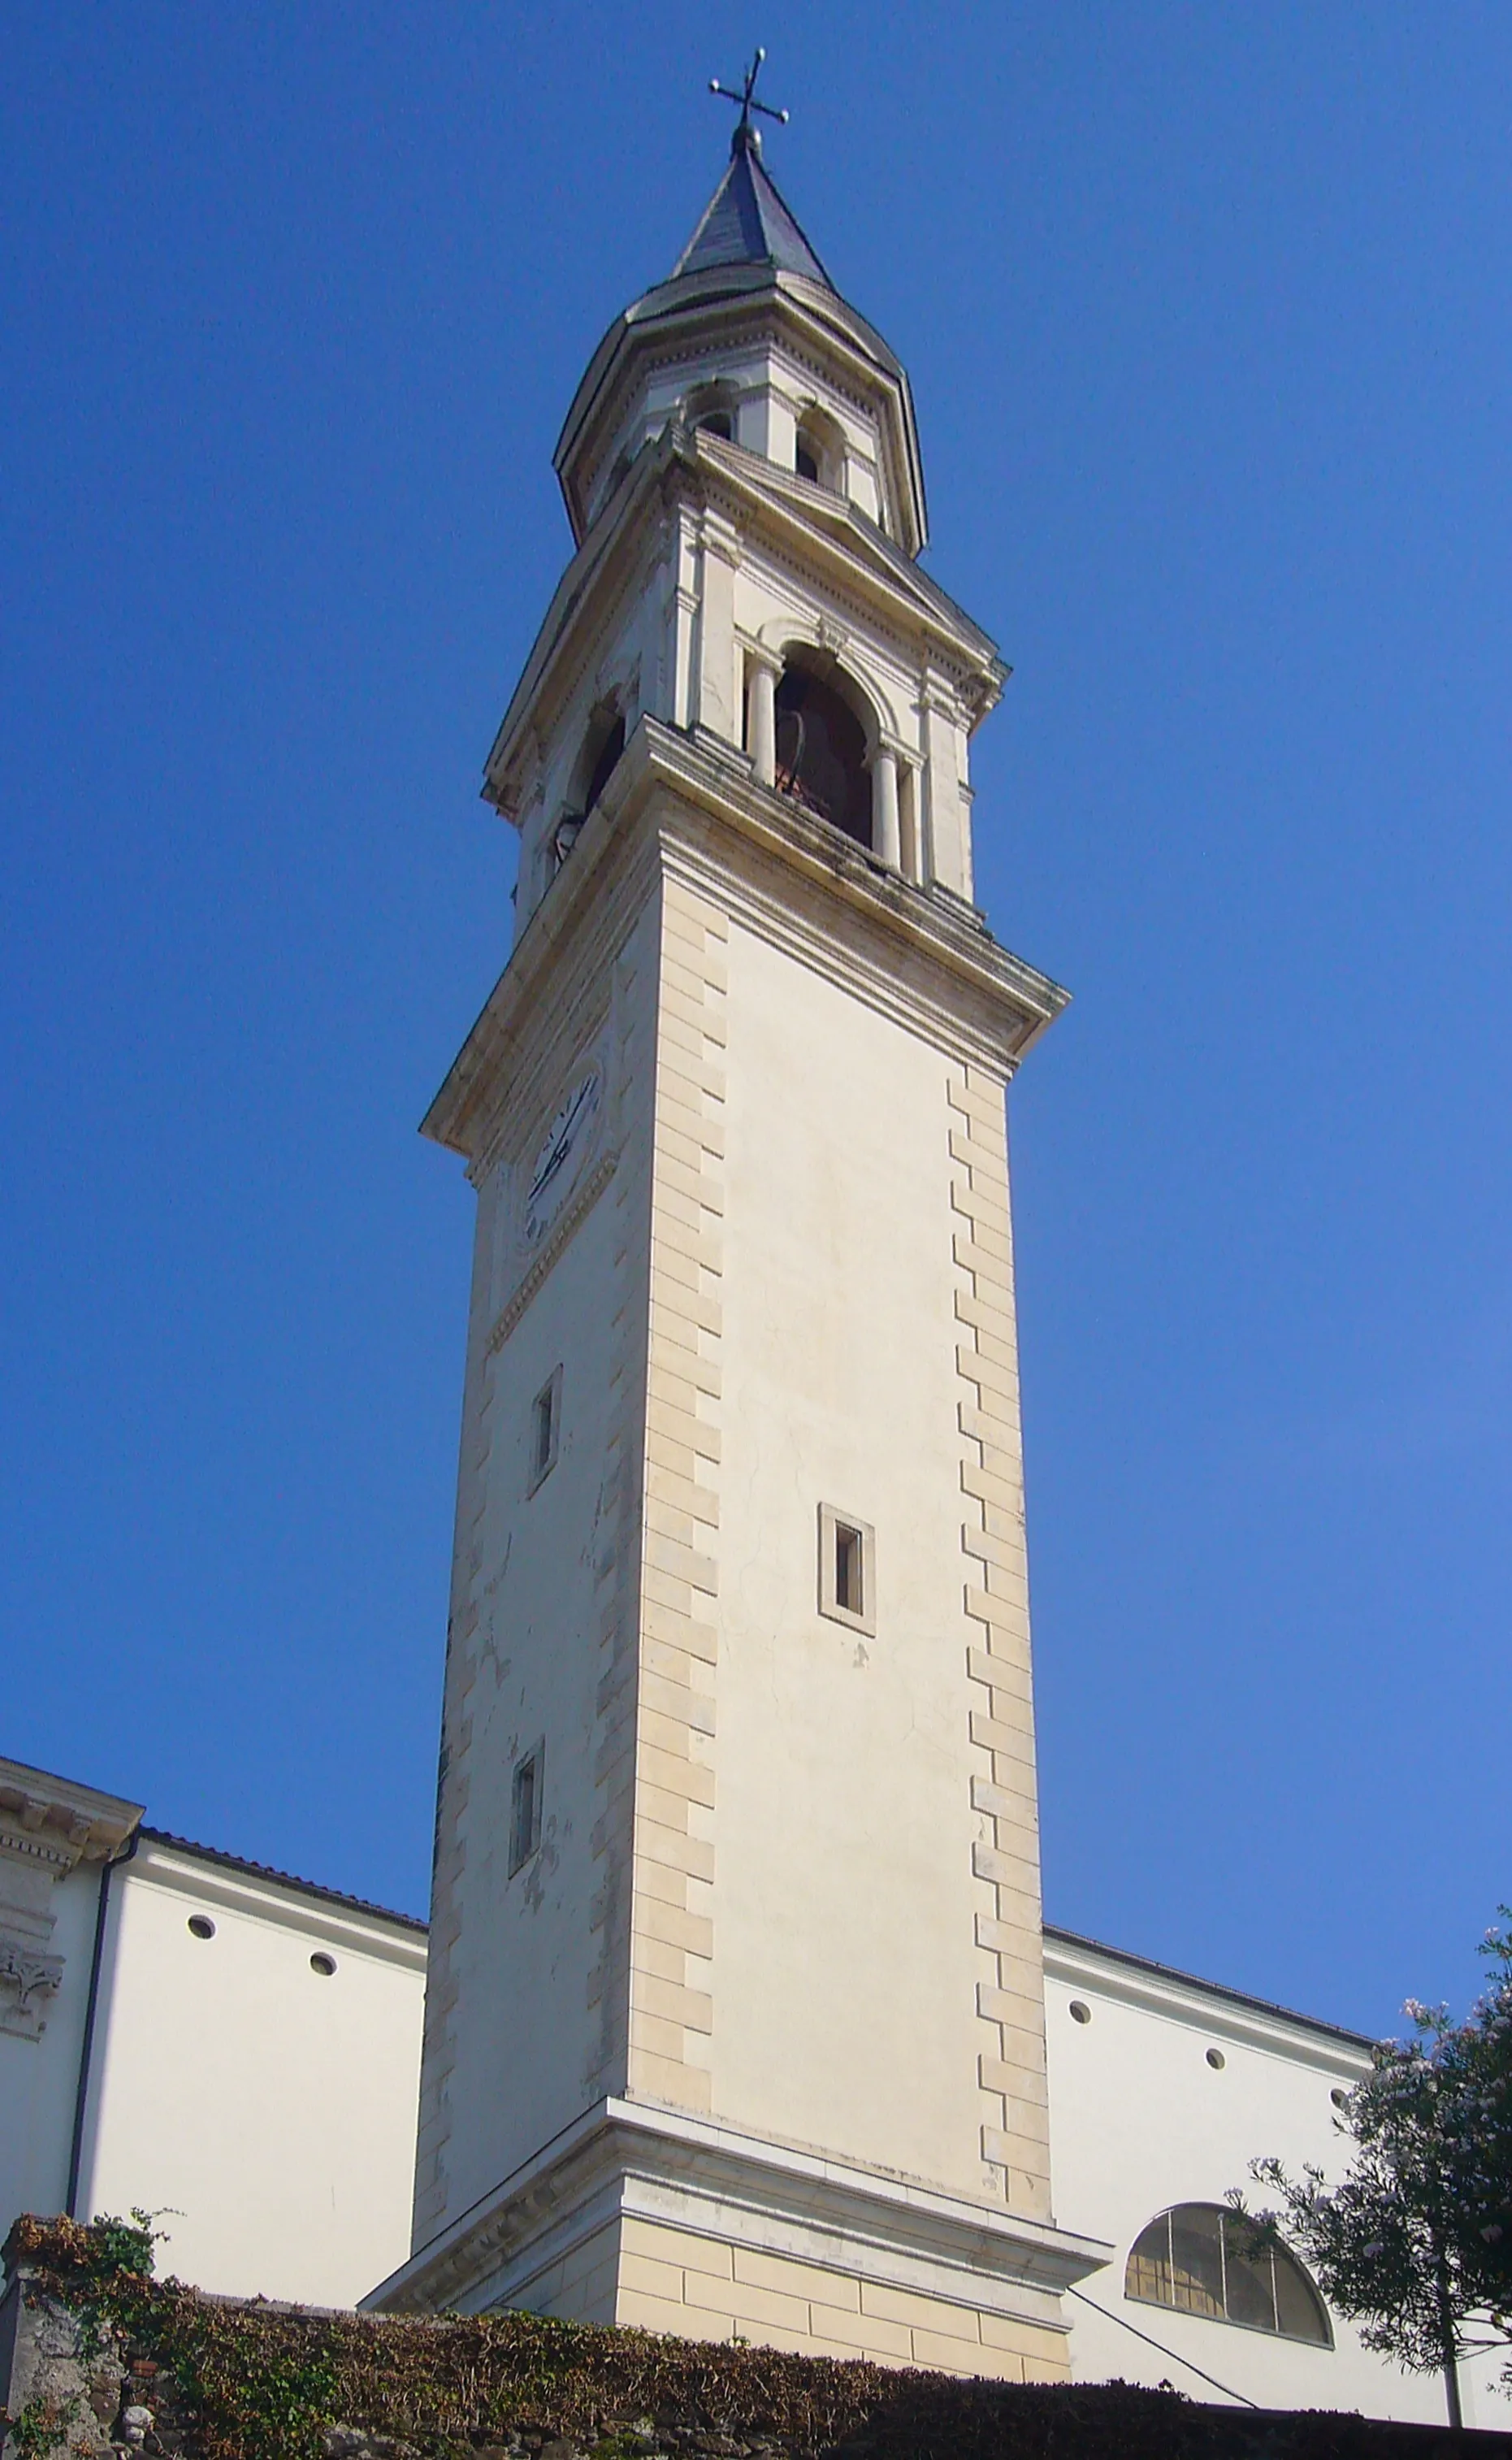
[4, 4, 1508, 2041]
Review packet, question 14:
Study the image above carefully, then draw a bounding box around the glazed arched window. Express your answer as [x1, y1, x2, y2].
[1125, 2204, 1331, 2345]
[774, 659, 872, 848]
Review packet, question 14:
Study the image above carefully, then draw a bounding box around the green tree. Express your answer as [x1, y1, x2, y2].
[1241, 1916, 1512, 2427]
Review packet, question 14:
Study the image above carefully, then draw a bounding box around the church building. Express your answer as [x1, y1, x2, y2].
[1, 94, 1498, 2435]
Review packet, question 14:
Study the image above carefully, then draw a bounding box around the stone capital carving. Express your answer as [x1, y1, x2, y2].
[0, 1757, 142, 2042]
[737, 633, 785, 679]
[0, 1936, 66, 2039]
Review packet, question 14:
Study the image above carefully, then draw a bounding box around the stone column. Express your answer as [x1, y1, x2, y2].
[870, 742, 902, 870]
[747, 649, 781, 788]
[899, 756, 924, 883]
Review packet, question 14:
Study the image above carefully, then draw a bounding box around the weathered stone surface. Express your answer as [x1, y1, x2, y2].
[0, 2281, 121, 2456]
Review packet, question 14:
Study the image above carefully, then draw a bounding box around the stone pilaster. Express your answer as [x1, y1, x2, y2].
[946, 1069, 1053, 2224]
[622, 874, 726, 2114]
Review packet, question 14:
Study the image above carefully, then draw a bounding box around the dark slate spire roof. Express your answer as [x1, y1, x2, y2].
[671, 125, 834, 290]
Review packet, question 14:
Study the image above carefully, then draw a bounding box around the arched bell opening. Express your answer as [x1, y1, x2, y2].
[583, 709, 626, 813]
[552, 703, 626, 872]
[773, 654, 873, 849]
[793, 403, 845, 496]
[685, 380, 739, 444]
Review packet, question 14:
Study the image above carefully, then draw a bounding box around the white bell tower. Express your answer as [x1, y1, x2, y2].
[369, 89, 1109, 2375]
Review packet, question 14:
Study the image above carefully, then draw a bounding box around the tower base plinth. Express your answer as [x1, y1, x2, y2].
[366, 2099, 1109, 2380]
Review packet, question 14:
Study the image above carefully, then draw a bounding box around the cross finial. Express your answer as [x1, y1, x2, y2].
[708, 47, 789, 150]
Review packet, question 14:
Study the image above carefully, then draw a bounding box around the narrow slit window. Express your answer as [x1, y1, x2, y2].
[529, 1366, 562, 1493]
[818, 1503, 876, 1636]
[509, 1745, 544, 1876]
[834, 1521, 863, 1616]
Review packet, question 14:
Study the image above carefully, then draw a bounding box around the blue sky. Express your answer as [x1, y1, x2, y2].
[3, 4, 1508, 2040]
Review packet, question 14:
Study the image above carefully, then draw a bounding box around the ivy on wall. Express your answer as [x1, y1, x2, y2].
[0, 2218, 1486, 2460]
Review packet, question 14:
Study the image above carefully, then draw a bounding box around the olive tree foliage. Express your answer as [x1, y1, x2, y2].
[1241, 1915, 1512, 2396]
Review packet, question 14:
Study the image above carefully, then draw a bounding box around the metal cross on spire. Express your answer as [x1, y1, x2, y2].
[708, 47, 789, 143]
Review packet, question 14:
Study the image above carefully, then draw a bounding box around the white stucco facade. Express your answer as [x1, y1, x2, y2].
[1042, 1929, 1504, 2429]
[2, 1754, 1501, 2426]
[79, 1835, 426, 2306]
[0, 1759, 425, 2311]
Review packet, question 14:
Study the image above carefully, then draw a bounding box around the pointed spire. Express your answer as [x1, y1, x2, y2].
[670, 124, 834, 292]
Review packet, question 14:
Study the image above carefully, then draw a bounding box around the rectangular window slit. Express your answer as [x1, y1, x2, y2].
[528, 1366, 562, 1493]
[510, 1746, 543, 1876]
[835, 1522, 863, 1616]
[817, 1502, 876, 1635]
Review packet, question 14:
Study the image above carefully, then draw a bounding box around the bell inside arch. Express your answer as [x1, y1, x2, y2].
[773, 662, 872, 848]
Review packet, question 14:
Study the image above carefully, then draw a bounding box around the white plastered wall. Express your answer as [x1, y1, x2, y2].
[76, 1840, 424, 2307]
[424, 1183, 627, 2219]
[1042, 1938, 1505, 2426]
[415, 884, 663, 2242]
[708, 915, 1006, 2199]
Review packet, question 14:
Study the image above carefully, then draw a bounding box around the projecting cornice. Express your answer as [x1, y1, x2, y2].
[426, 717, 1069, 1168]
[0, 1758, 143, 1874]
[0, 1756, 143, 2043]
[363, 2095, 1111, 2322]
[555, 265, 929, 557]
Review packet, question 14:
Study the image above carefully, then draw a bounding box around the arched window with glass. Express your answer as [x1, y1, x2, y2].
[1124, 2203, 1332, 2345]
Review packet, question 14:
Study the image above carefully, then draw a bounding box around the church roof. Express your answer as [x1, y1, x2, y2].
[1043, 1924, 1374, 2050]
[141, 1826, 427, 1933]
[670, 125, 834, 291]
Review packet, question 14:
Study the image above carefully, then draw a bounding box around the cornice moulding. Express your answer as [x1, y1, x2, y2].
[1042, 1936, 1372, 2077]
[556, 271, 927, 557]
[129, 1840, 430, 1970]
[364, 2095, 1111, 2323]
[0, 1758, 143, 1870]
[427, 720, 1068, 1163]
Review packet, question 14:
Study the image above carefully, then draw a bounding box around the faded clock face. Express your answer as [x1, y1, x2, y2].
[521, 1067, 603, 1249]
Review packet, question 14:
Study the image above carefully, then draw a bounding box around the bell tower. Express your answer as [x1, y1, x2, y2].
[369, 93, 1109, 2375]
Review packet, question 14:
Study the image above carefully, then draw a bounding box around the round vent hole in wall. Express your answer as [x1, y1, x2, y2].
[187, 1916, 216, 1941]
[310, 1952, 336, 1977]
[1068, 2000, 1092, 2024]
[1206, 2046, 1226, 2070]
[1331, 2086, 1350, 2110]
